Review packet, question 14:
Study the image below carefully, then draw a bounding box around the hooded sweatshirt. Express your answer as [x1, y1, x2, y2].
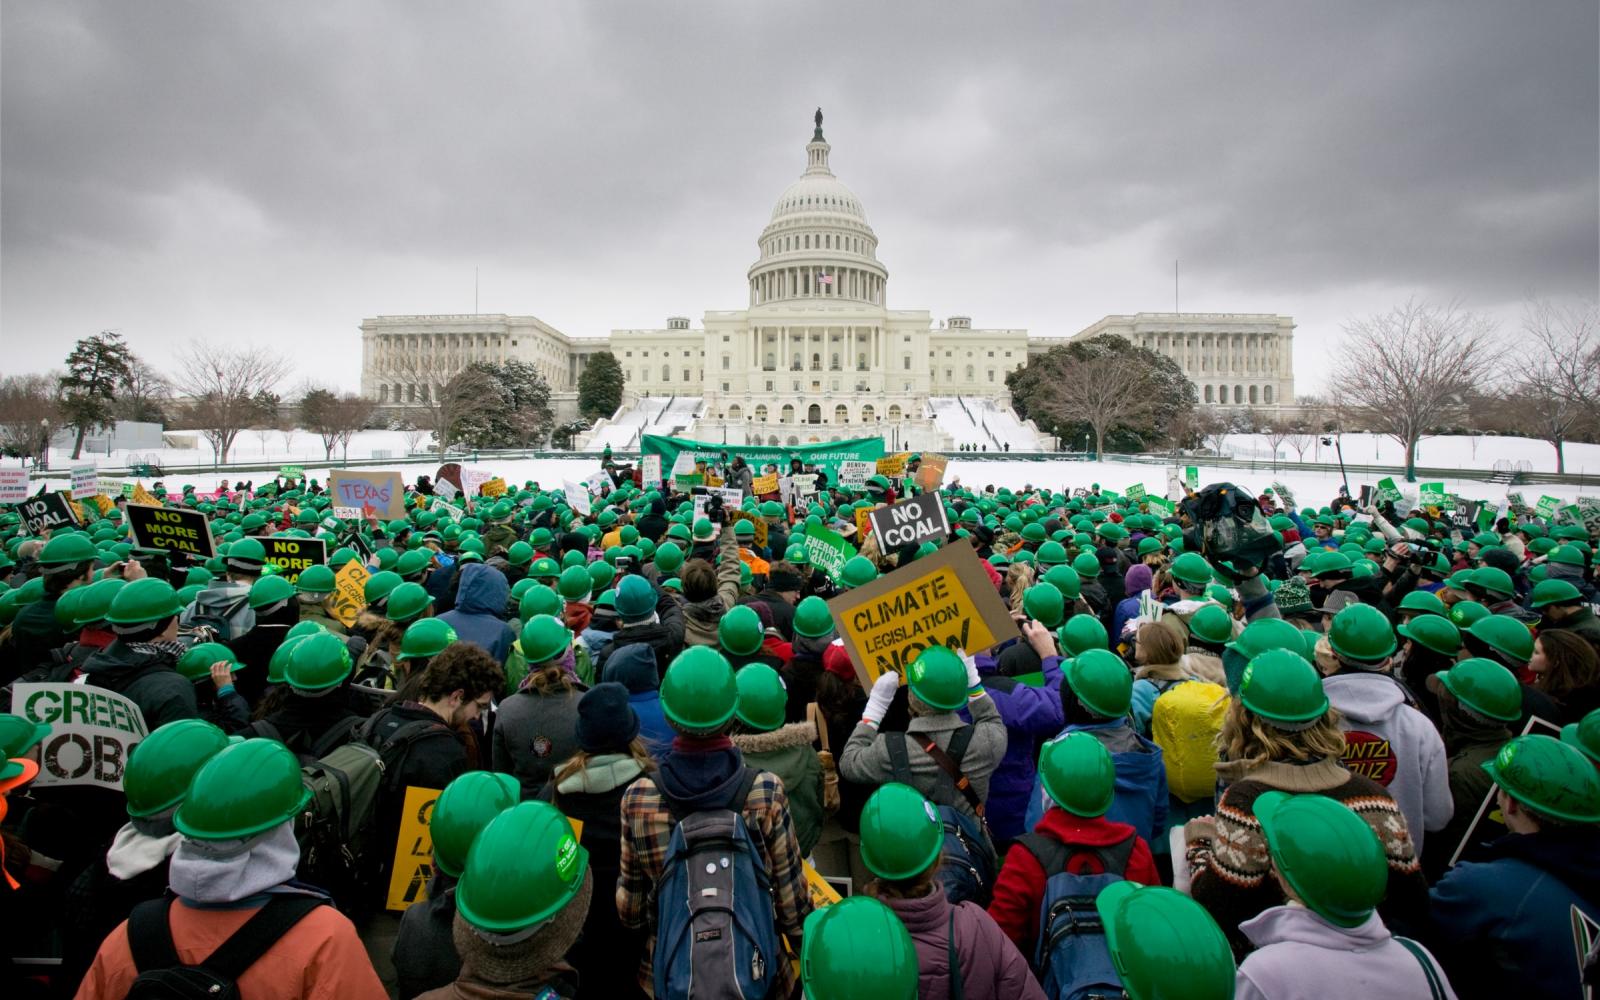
[602, 643, 673, 757]
[731, 723, 824, 856]
[1323, 671, 1452, 855]
[1023, 718, 1168, 845]
[438, 563, 516, 665]
[81, 639, 199, 731]
[882, 884, 1047, 1000]
[1236, 905, 1456, 1000]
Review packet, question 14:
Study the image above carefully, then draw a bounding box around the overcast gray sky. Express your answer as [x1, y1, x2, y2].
[3, 1, 1596, 396]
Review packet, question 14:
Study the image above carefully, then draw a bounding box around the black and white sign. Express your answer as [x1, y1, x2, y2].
[19, 493, 79, 535]
[867, 492, 950, 550]
[126, 503, 216, 559]
[260, 536, 327, 584]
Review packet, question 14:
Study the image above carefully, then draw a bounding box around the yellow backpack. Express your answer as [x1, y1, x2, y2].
[1149, 679, 1229, 803]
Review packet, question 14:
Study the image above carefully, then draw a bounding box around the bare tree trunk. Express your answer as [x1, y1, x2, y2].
[1404, 434, 1418, 482]
[1554, 437, 1565, 474]
[72, 426, 86, 460]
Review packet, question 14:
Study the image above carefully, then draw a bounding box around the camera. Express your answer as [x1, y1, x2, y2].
[615, 554, 636, 575]
[706, 492, 726, 524]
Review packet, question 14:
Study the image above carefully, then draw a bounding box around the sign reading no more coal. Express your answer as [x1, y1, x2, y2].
[866, 492, 949, 551]
[125, 503, 216, 559]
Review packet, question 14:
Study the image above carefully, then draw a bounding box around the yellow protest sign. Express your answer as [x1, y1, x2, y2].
[479, 477, 508, 498]
[386, 785, 442, 911]
[330, 560, 371, 628]
[802, 860, 843, 910]
[728, 509, 769, 547]
[876, 453, 909, 478]
[132, 483, 159, 507]
[750, 473, 780, 495]
[854, 505, 880, 539]
[827, 542, 1018, 689]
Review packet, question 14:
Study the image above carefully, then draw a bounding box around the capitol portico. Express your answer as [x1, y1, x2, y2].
[361, 111, 1295, 450]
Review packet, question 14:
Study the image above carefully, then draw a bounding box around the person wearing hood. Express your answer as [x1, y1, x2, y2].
[616, 647, 811, 997]
[751, 558, 801, 641]
[418, 802, 592, 1000]
[437, 562, 516, 666]
[393, 771, 519, 1000]
[593, 574, 685, 681]
[74, 739, 387, 1000]
[859, 783, 1046, 1000]
[82, 579, 199, 731]
[601, 642, 673, 757]
[779, 595, 833, 723]
[729, 665, 825, 856]
[1110, 563, 1154, 644]
[975, 610, 1067, 847]
[1235, 792, 1456, 1000]
[494, 615, 587, 797]
[1321, 604, 1452, 855]
[536, 683, 651, 1000]
[1422, 659, 1520, 880]
[1426, 735, 1600, 1000]
[679, 521, 741, 648]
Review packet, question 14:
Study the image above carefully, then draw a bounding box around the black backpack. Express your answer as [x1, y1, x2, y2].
[125, 894, 325, 1000]
[884, 727, 998, 906]
[358, 708, 457, 795]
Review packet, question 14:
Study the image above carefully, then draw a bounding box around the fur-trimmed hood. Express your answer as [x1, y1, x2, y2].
[731, 721, 815, 754]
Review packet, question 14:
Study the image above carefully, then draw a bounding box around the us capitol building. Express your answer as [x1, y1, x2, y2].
[361, 111, 1295, 451]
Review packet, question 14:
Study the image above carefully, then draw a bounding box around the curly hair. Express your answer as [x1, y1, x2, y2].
[415, 642, 505, 703]
[1216, 698, 1346, 770]
[1533, 629, 1600, 704]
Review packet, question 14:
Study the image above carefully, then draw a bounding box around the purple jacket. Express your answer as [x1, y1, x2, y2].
[975, 652, 1065, 843]
[883, 885, 1047, 1000]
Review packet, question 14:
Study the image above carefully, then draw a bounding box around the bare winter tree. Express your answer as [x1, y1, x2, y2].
[173, 343, 291, 465]
[1262, 417, 1294, 468]
[1328, 299, 1505, 481]
[1502, 299, 1599, 473]
[1019, 352, 1166, 458]
[0, 374, 61, 463]
[398, 423, 427, 455]
[384, 355, 498, 458]
[331, 394, 374, 463]
[1194, 408, 1232, 457]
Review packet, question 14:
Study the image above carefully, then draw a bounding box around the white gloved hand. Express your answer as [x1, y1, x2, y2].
[961, 650, 982, 689]
[863, 670, 899, 724]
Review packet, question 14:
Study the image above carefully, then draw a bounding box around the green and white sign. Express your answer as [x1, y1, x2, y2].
[1534, 495, 1561, 520]
[1419, 482, 1446, 508]
[1184, 466, 1199, 491]
[804, 522, 857, 582]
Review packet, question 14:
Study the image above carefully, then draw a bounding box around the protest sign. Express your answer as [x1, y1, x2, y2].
[1535, 495, 1561, 520]
[1185, 466, 1199, 491]
[875, 453, 909, 478]
[802, 860, 844, 910]
[1123, 483, 1146, 501]
[70, 464, 98, 499]
[131, 483, 159, 507]
[1271, 481, 1297, 509]
[640, 454, 662, 485]
[854, 505, 877, 539]
[837, 461, 874, 489]
[1576, 498, 1600, 539]
[729, 509, 769, 547]
[9, 682, 147, 790]
[260, 537, 326, 584]
[279, 465, 305, 479]
[827, 542, 1018, 689]
[563, 481, 592, 516]
[791, 473, 817, 496]
[479, 477, 508, 498]
[430, 498, 463, 523]
[914, 454, 948, 491]
[1446, 715, 1562, 867]
[386, 785, 442, 911]
[0, 469, 29, 503]
[750, 472, 780, 495]
[1375, 477, 1403, 503]
[126, 503, 215, 559]
[1145, 495, 1175, 515]
[329, 470, 407, 520]
[460, 466, 494, 498]
[433, 478, 458, 501]
[803, 522, 856, 582]
[1419, 482, 1446, 508]
[330, 560, 371, 628]
[641, 433, 885, 481]
[332, 505, 365, 521]
[867, 492, 949, 551]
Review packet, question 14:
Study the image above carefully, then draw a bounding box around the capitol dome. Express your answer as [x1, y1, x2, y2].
[748, 110, 888, 309]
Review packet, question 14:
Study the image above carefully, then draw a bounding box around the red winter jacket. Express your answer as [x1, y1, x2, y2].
[986, 807, 1160, 950]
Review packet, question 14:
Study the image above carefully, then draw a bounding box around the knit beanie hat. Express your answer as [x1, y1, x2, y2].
[1275, 577, 1314, 617]
[454, 868, 593, 985]
[575, 683, 640, 754]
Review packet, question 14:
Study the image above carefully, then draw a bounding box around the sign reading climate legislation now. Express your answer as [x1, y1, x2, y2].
[827, 542, 1018, 688]
[10, 682, 148, 790]
[387, 785, 442, 911]
[329, 469, 408, 520]
[18, 492, 78, 535]
[867, 492, 949, 551]
[260, 536, 327, 584]
[126, 503, 216, 559]
[641, 434, 886, 481]
[330, 560, 372, 628]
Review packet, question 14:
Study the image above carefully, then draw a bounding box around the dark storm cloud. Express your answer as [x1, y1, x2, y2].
[2, 1, 1595, 385]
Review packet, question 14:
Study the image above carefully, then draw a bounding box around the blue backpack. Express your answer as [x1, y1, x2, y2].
[1014, 832, 1132, 1000]
[652, 769, 783, 1000]
[885, 728, 998, 906]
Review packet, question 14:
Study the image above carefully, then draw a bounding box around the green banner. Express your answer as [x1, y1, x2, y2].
[641, 434, 886, 481]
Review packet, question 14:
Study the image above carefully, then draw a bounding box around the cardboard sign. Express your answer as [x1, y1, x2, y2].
[826, 542, 1019, 688]
[479, 477, 508, 498]
[1271, 481, 1297, 509]
[791, 473, 818, 496]
[854, 505, 878, 539]
[563, 481, 592, 516]
[259, 536, 327, 584]
[1418, 482, 1446, 508]
[430, 498, 463, 523]
[750, 473, 780, 495]
[640, 454, 662, 485]
[914, 454, 948, 491]
[876, 453, 909, 478]
[1576, 498, 1600, 540]
[0, 469, 29, 503]
[837, 460, 874, 489]
[330, 560, 372, 628]
[459, 466, 494, 498]
[19, 492, 79, 534]
[70, 464, 98, 499]
[1446, 715, 1562, 868]
[386, 785, 442, 911]
[1185, 466, 1200, 491]
[131, 483, 159, 507]
[729, 509, 769, 548]
[867, 492, 949, 551]
[802, 860, 844, 910]
[9, 682, 148, 790]
[279, 465, 305, 479]
[329, 470, 407, 520]
[126, 503, 216, 559]
[1535, 495, 1561, 520]
[433, 478, 458, 501]
[804, 522, 857, 582]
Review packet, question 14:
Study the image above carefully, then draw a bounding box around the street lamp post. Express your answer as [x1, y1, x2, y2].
[38, 419, 49, 472]
[1321, 434, 1349, 495]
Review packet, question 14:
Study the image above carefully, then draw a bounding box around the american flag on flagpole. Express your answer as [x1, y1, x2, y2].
[817, 273, 834, 285]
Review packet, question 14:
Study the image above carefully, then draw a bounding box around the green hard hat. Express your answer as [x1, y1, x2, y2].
[793, 595, 835, 639]
[1169, 552, 1213, 586]
[1022, 584, 1065, 628]
[1065, 649, 1133, 718]
[398, 618, 458, 661]
[72, 578, 126, 628]
[225, 536, 266, 567]
[38, 532, 99, 567]
[859, 782, 943, 880]
[719, 604, 766, 657]
[1239, 649, 1328, 725]
[1072, 552, 1102, 582]
[174, 739, 312, 841]
[1036, 540, 1068, 566]
[295, 564, 336, 595]
[364, 570, 403, 605]
[1397, 590, 1446, 617]
[385, 582, 433, 623]
[455, 801, 589, 933]
[733, 519, 755, 539]
[784, 541, 809, 566]
[1043, 564, 1081, 601]
[0, 713, 51, 759]
[520, 583, 564, 621]
[586, 561, 616, 592]
[430, 771, 521, 878]
[374, 547, 400, 571]
[288, 620, 327, 641]
[1470, 566, 1516, 598]
[613, 576, 656, 619]
[1396, 614, 1461, 657]
[1326, 603, 1396, 662]
[285, 632, 353, 692]
[1561, 708, 1600, 765]
[734, 663, 788, 732]
[660, 646, 739, 733]
[1467, 614, 1534, 664]
[906, 645, 969, 711]
[1058, 614, 1109, 656]
[801, 897, 919, 1000]
[266, 634, 308, 684]
[1226, 617, 1305, 660]
[1188, 604, 1234, 646]
[1040, 731, 1117, 817]
[105, 578, 184, 626]
[1255, 791, 1388, 928]
[176, 641, 243, 683]
[530, 556, 560, 578]
[124, 719, 232, 818]
[1483, 735, 1600, 823]
[1097, 882, 1236, 1000]
[247, 575, 295, 611]
[653, 541, 685, 574]
[395, 548, 432, 578]
[840, 556, 878, 589]
[1437, 658, 1522, 722]
[1530, 578, 1583, 608]
[505, 541, 534, 568]
[519, 614, 573, 666]
[556, 565, 592, 602]
[1021, 522, 1047, 543]
[1448, 599, 1490, 629]
[1549, 544, 1586, 567]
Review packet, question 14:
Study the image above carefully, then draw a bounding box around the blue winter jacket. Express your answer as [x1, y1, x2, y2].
[437, 563, 516, 666]
[1427, 826, 1600, 1000]
[973, 651, 1065, 843]
[602, 642, 673, 758]
[1023, 717, 1168, 844]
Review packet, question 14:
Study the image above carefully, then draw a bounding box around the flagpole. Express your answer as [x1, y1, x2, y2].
[1174, 259, 1179, 315]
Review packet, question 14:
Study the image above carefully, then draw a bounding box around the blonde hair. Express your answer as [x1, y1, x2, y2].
[1005, 562, 1036, 613]
[551, 738, 656, 788]
[1216, 699, 1346, 770]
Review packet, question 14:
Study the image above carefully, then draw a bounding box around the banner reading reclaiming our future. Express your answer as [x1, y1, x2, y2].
[640, 434, 887, 480]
